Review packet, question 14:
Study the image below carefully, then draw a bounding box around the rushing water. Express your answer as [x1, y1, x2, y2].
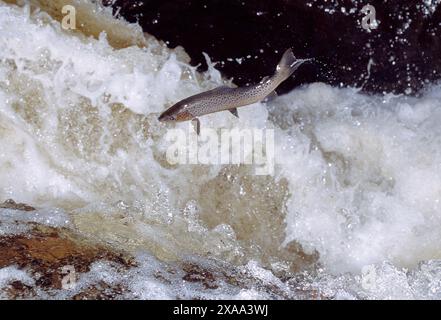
[1, 0, 441, 299]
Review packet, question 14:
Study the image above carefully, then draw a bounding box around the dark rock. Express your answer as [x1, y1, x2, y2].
[0, 199, 35, 211]
[4, 280, 36, 299]
[72, 282, 126, 300]
[0, 225, 136, 297]
[105, 0, 441, 95]
[182, 262, 219, 289]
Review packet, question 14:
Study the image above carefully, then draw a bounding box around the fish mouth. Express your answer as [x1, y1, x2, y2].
[159, 110, 193, 122]
[158, 112, 173, 122]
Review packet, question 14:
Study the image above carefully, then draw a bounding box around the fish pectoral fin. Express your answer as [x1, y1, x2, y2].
[263, 90, 278, 103]
[229, 108, 239, 118]
[191, 118, 201, 135]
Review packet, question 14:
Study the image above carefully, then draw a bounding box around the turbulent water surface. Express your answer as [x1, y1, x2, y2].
[1, 1, 441, 299]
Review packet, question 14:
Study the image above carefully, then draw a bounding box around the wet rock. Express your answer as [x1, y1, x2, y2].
[106, 0, 441, 95]
[72, 282, 126, 300]
[3, 280, 36, 299]
[182, 263, 219, 289]
[0, 199, 35, 212]
[0, 224, 135, 298]
[0, 219, 325, 299]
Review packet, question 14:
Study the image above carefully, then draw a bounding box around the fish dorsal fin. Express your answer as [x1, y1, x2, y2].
[263, 90, 278, 103]
[210, 85, 233, 93]
[229, 108, 239, 118]
[191, 118, 200, 135]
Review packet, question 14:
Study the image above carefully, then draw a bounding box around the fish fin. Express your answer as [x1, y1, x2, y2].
[276, 48, 306, 79]
[229, 108, 239, 118]
[259, 76, 270, 84]
[191, 118, 200, 135]
[210, 85, 233, 93]
[263, 90, 278, 103]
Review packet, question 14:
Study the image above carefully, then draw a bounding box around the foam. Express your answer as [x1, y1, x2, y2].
[272, 83, 441, 272]
[1, 0, 441, 299]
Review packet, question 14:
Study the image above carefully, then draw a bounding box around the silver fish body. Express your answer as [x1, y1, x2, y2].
[158, 48, 307, 123]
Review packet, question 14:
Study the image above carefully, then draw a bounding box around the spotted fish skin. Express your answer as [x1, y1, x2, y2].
[158, 48, 307, 123]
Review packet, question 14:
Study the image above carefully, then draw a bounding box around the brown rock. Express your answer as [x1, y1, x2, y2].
[0, 225, 136, 297]
[182, 263, 219, 289]
[0, 199, 35, 212]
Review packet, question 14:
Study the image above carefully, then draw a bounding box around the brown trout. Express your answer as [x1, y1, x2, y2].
[158, 48, 307, 134]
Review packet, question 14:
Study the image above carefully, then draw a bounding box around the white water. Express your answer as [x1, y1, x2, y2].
[1, 1, 441, 299]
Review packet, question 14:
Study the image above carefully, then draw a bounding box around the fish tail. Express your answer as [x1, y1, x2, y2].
[276, 48, 305, 80]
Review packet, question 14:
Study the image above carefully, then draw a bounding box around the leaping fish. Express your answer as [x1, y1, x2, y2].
[158, 48, 308, 134]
